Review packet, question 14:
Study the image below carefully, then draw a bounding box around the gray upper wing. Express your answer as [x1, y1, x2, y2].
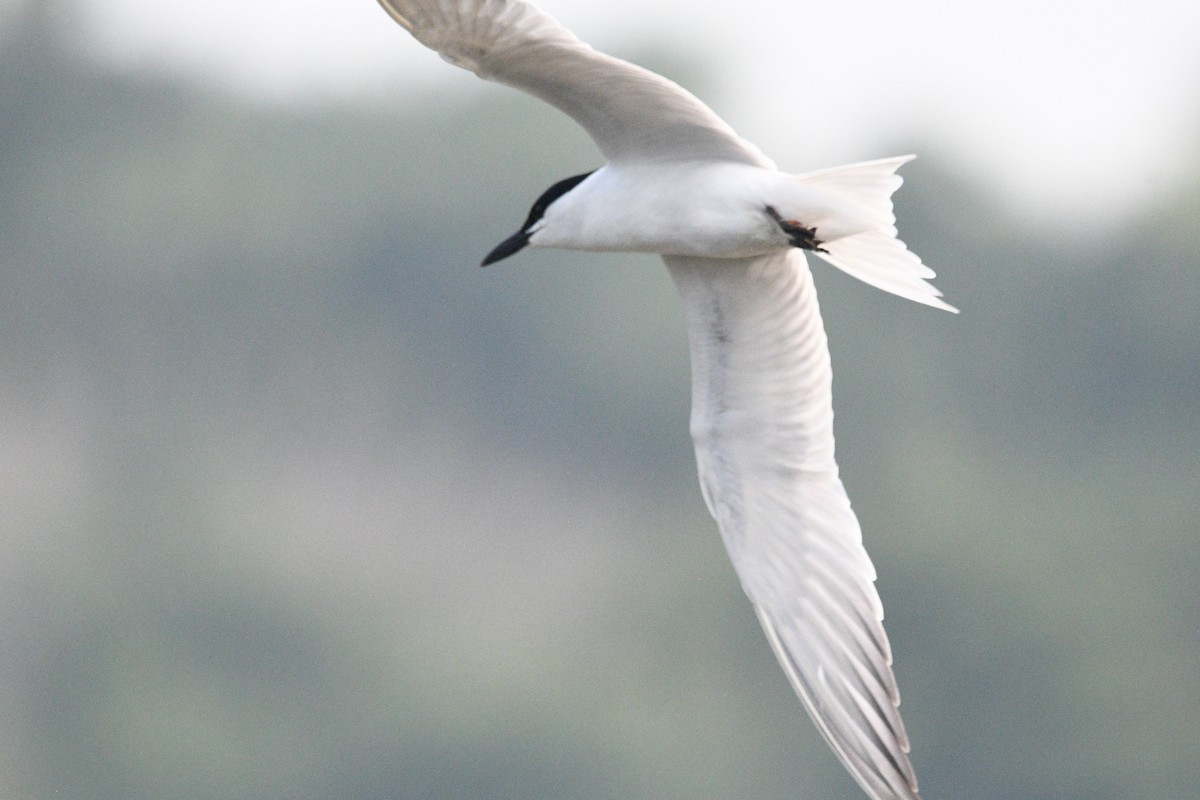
[376, 0, 772, 166]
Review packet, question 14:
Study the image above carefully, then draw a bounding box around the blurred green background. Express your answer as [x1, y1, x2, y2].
[2, 1, 1198, 799]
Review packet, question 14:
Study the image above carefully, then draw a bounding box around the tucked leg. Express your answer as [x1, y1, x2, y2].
[765, 206, 828, 253]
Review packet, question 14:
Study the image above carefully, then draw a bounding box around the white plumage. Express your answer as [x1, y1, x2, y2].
[375, 2, 956, 798]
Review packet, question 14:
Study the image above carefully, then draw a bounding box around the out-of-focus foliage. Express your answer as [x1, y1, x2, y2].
[2, 5, 1197, 799]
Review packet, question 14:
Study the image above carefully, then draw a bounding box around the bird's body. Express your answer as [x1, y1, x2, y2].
[531, 161, 883, 258]
[533, 161, 778, 257]
[374, 2, 955, 799]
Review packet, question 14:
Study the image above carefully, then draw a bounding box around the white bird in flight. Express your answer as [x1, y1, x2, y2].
[375, 2, 956, 798]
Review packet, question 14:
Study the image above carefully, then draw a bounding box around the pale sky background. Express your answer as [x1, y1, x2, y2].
[22, 0, 1200, 229]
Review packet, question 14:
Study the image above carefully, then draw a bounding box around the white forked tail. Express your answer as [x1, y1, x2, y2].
[797, 156, 958, 313]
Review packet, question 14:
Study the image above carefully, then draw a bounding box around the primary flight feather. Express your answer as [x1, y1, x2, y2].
[374, 2, 956, 798]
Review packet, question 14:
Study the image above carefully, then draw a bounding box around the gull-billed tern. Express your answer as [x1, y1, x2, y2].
[375, 1, 956, 798]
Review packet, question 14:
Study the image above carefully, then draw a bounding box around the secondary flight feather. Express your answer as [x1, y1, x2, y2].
[374, 2, 956, 798]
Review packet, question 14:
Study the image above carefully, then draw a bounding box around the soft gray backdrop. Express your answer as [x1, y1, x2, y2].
[2, 2, 1197, 798]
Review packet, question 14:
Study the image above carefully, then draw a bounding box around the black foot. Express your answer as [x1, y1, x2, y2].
[765, 206, 828, 253]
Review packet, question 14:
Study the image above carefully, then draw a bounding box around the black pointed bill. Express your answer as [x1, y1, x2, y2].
[481, 229, 531, 266]
[480, 171, 595, 266]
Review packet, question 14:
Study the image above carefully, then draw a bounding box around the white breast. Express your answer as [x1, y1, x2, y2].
[530, 162, 789, 258]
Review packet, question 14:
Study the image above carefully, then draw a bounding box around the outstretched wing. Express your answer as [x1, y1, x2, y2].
[376, 0, 771, 166]
[665, 249, 921, 800]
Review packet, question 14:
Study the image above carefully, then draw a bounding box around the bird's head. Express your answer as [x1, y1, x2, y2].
[481, 171, 595, 266]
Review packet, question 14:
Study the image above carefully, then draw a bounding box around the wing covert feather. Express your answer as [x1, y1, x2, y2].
[665, 251, 920, 800]
[376, 0, 771, 165]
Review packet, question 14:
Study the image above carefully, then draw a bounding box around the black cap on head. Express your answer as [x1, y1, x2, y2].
[479, 170, 595, 266]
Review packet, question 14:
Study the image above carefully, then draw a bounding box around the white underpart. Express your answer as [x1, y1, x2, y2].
[668, 251, 920, 799]
[376, 2, 957, 798]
